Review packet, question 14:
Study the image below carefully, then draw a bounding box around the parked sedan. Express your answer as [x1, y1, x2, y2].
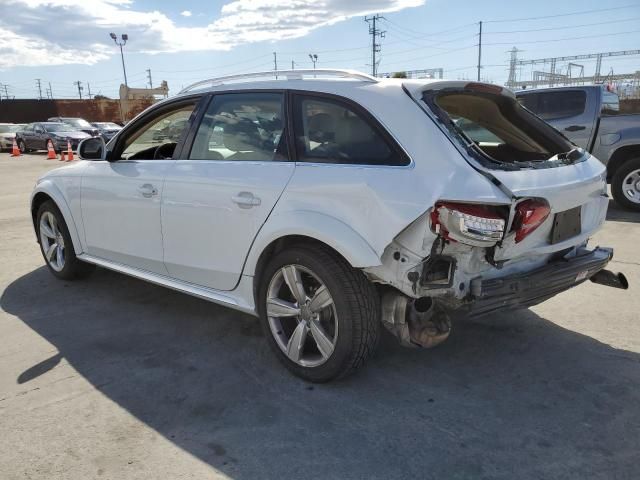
[91, 122, 122, 142]
[48, 117, 99, 137]
[16, 122, 90, 153]
[0, 123, 26, 150]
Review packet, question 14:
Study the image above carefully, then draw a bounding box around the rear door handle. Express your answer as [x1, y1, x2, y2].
[564, 125, 586, 132]
[138, 183, 158, 198]
[231, 192, 261, 209]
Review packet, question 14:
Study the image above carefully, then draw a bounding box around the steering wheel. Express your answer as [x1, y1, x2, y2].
[153, 142, 177, 160]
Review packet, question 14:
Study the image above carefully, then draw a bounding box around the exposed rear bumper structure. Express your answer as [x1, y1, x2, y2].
[467, 247, 624, 317]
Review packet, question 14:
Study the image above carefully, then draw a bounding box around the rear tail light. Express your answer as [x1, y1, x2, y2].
[430, 202, 506, 247]
[511, 199, 551, 243]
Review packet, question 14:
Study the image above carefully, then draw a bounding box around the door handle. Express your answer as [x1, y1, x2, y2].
[564, 125, 586, 132]
[231, 192, 261, 209]
[138, 183, 158, 198]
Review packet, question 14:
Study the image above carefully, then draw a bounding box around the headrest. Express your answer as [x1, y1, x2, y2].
[308, 113, 335, 143]
[220, 116, 261, 152]
[335, 115, 374, 145]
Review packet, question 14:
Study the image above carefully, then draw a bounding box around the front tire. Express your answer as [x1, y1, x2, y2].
[18, 139, 28, 153]
[258, 244, 380, 382]
[36, 200, 95, 280]
[611, 158, 640, 212]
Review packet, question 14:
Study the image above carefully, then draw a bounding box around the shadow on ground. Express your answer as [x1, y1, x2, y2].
[607, 200, 640, 223]
[2, 267, 639, 479]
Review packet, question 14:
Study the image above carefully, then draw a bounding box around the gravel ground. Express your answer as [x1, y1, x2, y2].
[1, 152, 639, 480]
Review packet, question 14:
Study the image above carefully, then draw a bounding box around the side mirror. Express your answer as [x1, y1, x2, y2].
[78, 137, 106, 161]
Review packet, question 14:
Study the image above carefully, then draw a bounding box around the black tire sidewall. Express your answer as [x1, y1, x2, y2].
[611, 157, 640, 212]
[18, 139, 27, 153]
[36, 201, 82, 280]
[258, 246, 362, 382]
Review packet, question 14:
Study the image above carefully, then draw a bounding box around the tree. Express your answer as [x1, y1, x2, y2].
[391, 71, 407, 78]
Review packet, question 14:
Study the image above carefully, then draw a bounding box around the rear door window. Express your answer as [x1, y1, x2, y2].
[292, 94, 409, 166]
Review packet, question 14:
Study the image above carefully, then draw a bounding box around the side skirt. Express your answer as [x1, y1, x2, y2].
[77, 254, 258, 316]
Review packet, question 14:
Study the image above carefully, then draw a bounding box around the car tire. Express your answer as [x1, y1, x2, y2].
[257, 244, 380, 382]
[611, 157, 640, 212]
[36, 200, 95, 280]
[18, 139, 28, 153]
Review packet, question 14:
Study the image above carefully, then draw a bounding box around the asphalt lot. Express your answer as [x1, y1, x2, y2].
[1, 152, 639, 479]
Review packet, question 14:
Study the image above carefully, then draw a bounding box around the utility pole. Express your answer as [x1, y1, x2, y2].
[36, 79, 43, 100]
[48, 82, 53, 99]
[3, 84, 9, 100]
[477, 21, 483, 81]
[146, 68, 153, 88]
[291, 60, 295, 70]
[74, 81, 83, 99]
[273, 52, 278, 79]
[87, 82, 92, 99]
[365, 14, 385, 77]
[309, 54, 318, 69]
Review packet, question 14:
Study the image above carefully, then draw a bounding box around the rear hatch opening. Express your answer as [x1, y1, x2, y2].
[421, 83, 585, 170]
[402, 80, 609, 262]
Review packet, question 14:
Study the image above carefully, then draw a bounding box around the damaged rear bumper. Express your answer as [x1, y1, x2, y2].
[467, 246, 619, 317]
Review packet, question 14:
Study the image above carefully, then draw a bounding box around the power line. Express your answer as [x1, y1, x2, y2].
[485, 16, 640, 34]
[484, 4, 638, 24]
[484, 29, 640, 46]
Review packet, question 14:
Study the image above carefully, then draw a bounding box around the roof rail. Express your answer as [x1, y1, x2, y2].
[179, 69, 378, 94]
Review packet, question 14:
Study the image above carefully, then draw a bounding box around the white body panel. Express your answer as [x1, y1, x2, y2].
[161, 160, 295, 290]
[80, 160, 172, 274]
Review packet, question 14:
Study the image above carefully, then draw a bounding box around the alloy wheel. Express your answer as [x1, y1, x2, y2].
[39, 211, 65, 272]
[622, 168, 640, 204]
[266, 264, 338, 367]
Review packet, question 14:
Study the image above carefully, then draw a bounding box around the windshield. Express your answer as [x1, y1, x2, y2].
[424, 89, 575, 168]
[95, 122, 121, 129]
[63, 118, 92, 128]
[0, 125, 23, 133]
[43, 122, 75, 132]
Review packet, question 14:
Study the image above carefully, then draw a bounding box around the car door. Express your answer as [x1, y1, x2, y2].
[80, 97, 200, 274]
[161, 91, 295, 291]
[34, 124, 48, 149]
[518, 90, 595, 149]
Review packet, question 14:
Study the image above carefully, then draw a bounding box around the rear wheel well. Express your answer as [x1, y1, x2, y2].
[31, 192, 54, 240]
[253, 235, 354, 302]
[607, 145, 640, 180]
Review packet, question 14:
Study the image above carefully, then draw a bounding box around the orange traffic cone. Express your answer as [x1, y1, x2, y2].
[10, 138, 21, 157]
[66, 140, 74, 162]
[46, 140, 57, 160]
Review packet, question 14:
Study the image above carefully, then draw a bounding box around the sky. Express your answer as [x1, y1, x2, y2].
[0, 0, 639, 99]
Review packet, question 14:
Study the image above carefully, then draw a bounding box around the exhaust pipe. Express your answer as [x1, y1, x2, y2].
[590, 269, 629, 290]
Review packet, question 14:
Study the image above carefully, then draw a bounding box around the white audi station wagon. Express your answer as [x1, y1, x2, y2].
[31, 70, 627, 382]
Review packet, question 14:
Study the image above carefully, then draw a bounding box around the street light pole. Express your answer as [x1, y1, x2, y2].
[309, 54, 318, 70]
[110, 33, 129, 87]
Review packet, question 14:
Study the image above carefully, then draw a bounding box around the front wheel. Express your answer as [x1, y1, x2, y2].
[36, 200, 95, 280]
[258, 244, 380, 382]
[18, 139, 28, 153]
[611, 158, 640, 212]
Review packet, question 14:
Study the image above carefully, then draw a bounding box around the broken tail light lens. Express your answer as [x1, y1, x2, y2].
[511, 198, 551, 243]
[430, 202, 506, 247]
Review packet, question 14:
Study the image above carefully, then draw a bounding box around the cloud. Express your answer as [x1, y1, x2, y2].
[0, 0, 424, 68]
[180, 10, 192, 17]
